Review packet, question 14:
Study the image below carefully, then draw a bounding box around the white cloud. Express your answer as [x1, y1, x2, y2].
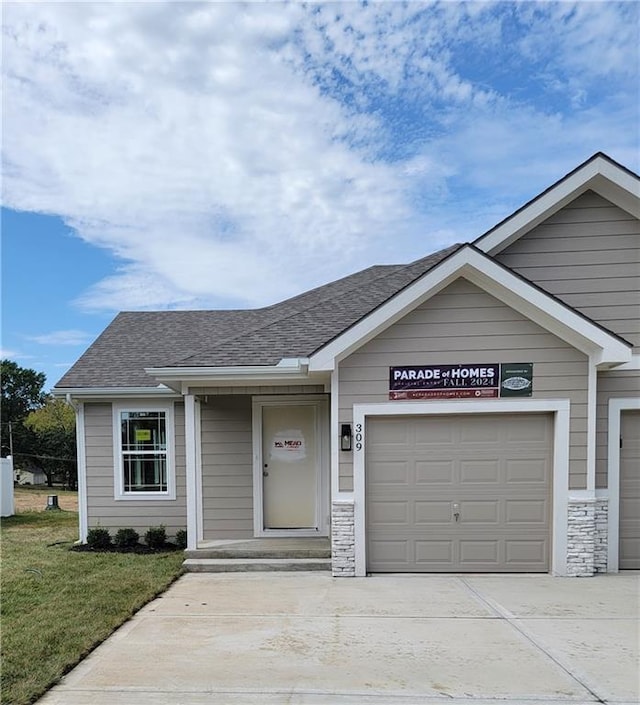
[2, 1, 638, 311]
[26, 330, 93, 346]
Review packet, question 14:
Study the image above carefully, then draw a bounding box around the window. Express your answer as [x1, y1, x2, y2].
[113, 404, 175, 500]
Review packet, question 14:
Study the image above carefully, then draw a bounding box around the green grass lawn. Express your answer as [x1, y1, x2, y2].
[1, 509, 184, 705]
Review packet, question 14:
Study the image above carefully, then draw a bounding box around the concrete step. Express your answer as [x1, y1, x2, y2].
[184, 548, 331, 560]
[183, 558, 331, 573]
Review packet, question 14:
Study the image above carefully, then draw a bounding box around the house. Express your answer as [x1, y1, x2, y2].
[14, 467, 47, 486]
[54, 152, 640, 577]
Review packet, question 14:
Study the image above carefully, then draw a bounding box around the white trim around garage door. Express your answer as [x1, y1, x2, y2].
[352, 398, 571, 577]
[607, 397, 640, 572]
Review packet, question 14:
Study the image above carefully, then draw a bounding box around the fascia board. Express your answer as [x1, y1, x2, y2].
[309, 247, 631, 372]
[309, 254, 464, 371]
[477, 156, 640, 255]
[52, 386, 181, 400]
[145, 361, 313, 386]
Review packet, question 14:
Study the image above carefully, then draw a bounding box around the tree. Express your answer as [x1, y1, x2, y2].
[25, 397, 77, 489]
[1, 360, 46, 458]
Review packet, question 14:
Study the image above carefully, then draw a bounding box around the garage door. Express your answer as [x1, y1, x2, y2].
[619, 410, 640, 570]
[366, 413, 553, 572]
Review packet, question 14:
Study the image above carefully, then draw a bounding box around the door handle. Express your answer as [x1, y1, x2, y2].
[263, 471, 269, 477]
[453, 502, 460, 522]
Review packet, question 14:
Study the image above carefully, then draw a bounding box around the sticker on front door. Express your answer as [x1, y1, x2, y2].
[262, 405, 317, 529]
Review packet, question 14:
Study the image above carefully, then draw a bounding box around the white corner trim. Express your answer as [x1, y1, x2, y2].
[309, 246, 630, 372]
[587, 359, 598, 492]
[331, 367, 340, 499]
[476, 156, 640, 255]
[74, 402, 88, 543]
[351, 398, 571, 577]
[185, 394, 199, 550]
[607, 397, 640, 572]
[195, 397, 203, 544]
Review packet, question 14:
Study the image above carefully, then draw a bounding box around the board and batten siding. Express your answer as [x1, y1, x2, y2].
[596, 370, 640, 488]
[496, 191, 640, 349]
[83, 402, 187, 537]
[338, 278, 589, 492]
[200, 396, 254, 540]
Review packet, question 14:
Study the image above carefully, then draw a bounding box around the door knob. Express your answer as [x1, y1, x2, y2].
[263, 471, 269, 477]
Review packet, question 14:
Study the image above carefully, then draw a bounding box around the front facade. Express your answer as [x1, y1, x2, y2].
[55, 153, 640, 577]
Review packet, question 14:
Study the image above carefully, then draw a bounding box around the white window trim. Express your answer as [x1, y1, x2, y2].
[607, 397, 640, 572]
[113, 402, 176, 501]
[351, 398, 570, 577]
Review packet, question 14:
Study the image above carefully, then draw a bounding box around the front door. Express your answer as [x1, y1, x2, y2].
[261, 403, 319, 530]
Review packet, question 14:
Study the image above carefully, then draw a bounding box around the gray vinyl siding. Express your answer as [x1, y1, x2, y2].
[496, 191, 640, 349]
[200, 396, 254, 540]
[84, 401, 187, 538]
[596, 370, 640, 488]
[338, 278, 589, 491]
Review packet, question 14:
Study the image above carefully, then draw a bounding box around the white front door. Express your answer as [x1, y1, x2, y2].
[254, 399, 325, 534]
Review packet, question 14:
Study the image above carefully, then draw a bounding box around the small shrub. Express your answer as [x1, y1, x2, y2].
[114, 528, 139, 550]
[175, 529, 187, 549]
[87, 527, 112, 550]
[144, 525, 166, 549]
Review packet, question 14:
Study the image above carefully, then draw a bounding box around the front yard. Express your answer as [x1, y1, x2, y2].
[1, 492, 184, 705]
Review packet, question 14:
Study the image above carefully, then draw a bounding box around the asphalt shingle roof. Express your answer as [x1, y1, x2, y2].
[54, 244, 461, 389]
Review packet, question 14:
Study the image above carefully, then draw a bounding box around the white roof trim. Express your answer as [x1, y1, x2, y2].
[145, 358, 312, 385]
[476, 154, 640, 256]
[308, 246, 631, 372]
[52, 386, 180, 399]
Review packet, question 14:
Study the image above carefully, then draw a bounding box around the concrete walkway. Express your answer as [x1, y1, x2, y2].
[39, 572, 639, 704]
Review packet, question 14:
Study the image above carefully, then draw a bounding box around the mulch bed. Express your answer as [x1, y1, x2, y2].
[70, 543, 183, 554]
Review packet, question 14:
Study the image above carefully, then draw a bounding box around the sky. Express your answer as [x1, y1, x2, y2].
[1, 1, 639, 390]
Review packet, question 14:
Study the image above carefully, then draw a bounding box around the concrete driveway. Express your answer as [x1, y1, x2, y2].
[39, 572, 639, 705]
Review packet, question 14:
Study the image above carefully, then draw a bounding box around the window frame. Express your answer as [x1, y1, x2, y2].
[113, 402, 176, 501]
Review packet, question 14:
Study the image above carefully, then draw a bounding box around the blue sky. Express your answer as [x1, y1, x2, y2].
[1, 1, 639, 389]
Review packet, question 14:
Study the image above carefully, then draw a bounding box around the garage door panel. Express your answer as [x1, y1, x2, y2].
[620, 410, 640, 570]
[415, 540, 453, 563]
[414, 501, 452, 524]
[505, 415, 551, 443]
[506, 459, 548, 483]
[459, 540, 499, 564]
[460, 460, 500, 484]
[366, 413, 552, 573]
[369, 539, 410, 563]
[415, 460, 455, 484]
[458, 500, 499, 524]
[368, 460, 409, 485]
[505, 540, 547, 565]
[368, 500, 408, 525]
[505, 499, 547, 524]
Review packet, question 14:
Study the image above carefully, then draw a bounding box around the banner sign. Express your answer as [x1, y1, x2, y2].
[389, 363, 533, 400]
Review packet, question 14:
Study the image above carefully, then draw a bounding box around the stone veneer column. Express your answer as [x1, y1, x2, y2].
[593, 498, 609, 573]
[566, 499, 596, 577]
[331, 500, 355, 577]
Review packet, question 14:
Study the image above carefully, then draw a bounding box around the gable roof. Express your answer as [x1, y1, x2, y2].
[309, 244, 632, 372]
[54, 244, 460, 389]
[475, 152, 640, 255]
[55, 152, 638, 393]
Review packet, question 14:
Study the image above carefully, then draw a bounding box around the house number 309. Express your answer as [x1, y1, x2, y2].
[354, 423, 363, 451]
